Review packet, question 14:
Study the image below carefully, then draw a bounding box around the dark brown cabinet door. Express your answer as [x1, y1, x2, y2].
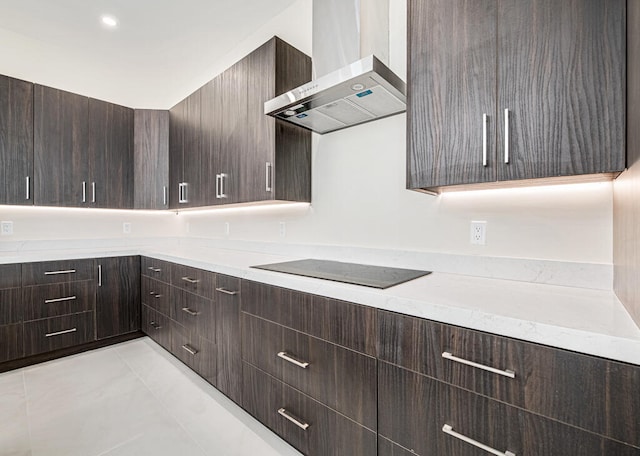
[169, 98, 186, 209]
[407, 0, 497, 189]
[89, 99, 134, 209]
[95, 256, 140, 339]
[0, 324, 23, 363]
[215, 275, 242, 403]
[497, 0, 626, 181]
[0, 75, 33, 205]
[200, 76, 224, 207]
[134, 109, 169, 209]
[34, 85, 89, 206]
[182, 89, 205, 207]
[141, 304, 170, 350]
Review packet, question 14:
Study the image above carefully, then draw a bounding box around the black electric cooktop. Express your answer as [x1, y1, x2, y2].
[251, 259, 431, 289]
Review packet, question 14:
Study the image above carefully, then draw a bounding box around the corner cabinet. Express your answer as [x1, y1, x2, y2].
[407, 0, 627, 192]
[134, 109, 169, 210]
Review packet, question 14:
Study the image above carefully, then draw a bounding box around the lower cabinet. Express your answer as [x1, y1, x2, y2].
[214, 275, 242, 404]
[141, 304, 171, 351]
[23, 312, 95, 356]
[171, 320, 216, 385]
[0, 324, 23, 363]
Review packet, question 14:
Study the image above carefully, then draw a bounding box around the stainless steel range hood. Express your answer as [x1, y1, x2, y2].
[264, 0, 406, 135]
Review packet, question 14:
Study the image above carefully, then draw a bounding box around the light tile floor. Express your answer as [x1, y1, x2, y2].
[0, 337, 302, 456]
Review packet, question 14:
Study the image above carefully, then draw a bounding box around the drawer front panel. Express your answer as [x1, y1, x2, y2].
[0, 288, 23, 325]
[378, 310, 640, 446]
[141, 257, 172, 283]
[242, 313, 377, 429]
[0, 264, 21, 289]
[141, 277, 171, 316]
[22, 259, 94, 286]
[242, 362, 377, 456]
[242, 280, 377, 355]
[141, 304, 170, 351]
[23, 281, 95, 321]
[171, 289, 215, 341]
[170, 321, 216, 385]
[0, 323, 23, 363]
[23, 312, 95, 356]
[171, 264, 215, 297]
[215, 274, 242, 404]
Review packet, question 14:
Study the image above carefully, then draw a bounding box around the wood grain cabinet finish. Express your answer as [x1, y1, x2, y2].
[0, 263, 21, 290]
[241, 280, 377, 356]
[22, 259, 95, 286]
[141, 304, 170, 351]
[170, 289, 215, 341]
[22, 281, 94, 321]
[242, 362, 377, 456]
[23, 311, 95, 356]
[134, 109, 169, 210]
[170, 320, 216, 385]
[0, 288, 23, 326]
[378, 310, 640, 448]
[141, 276, 171, 316]
[168, 97, 185, 209]
[140, 257, 172, 283]
[378, 361, 640, 456]
[407, 0, 626, 192]
[215, 275, 242, 403]
[0, 74, 33, 205]
[88, 99, 134, 209]
[242, 313, 377, 430]
[0, 324, 23, 363]
[34, 84, 89, 206]
[95, 256, 140, 339]
[170, 264, 215, 297]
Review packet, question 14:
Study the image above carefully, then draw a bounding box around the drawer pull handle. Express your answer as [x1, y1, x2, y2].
[182, 344, 198, 355]
[181, 307, 199, 316]
[44, 296, 77, 304]
[44, 269, 76, 276]
[150, 321, 162, 330]
[215, 287, 238, 296]
[277, 351, 309, 369]
[45, 328, 77, 338]
[442, 352, 515, 379]
[154, 294, 163, 299]
[181, 277, 199, 284]
[147, 267, 162, 272]
[442, 424, 515, 456]
[277, 408, 309, 430]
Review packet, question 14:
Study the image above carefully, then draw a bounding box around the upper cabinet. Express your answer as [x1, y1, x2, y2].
[407, 0, 627, 192]
[134, 109, 169, 210]
[0, 75, 33, 206]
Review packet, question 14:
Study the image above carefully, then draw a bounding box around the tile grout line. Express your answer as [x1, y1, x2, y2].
[21, 369, 34, 456]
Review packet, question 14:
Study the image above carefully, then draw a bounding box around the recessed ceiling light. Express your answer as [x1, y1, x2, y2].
[101, 15, 118, 28]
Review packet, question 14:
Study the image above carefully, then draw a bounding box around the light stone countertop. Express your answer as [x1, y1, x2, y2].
[2, 243, 639, 366]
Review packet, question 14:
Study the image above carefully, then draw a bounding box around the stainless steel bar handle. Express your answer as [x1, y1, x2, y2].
[181, 307, 199, 316]
[504, 108, 510, 164]
[26, 176, 30, 200]
[482, 114, 488, 167]
[98, 264, 102, 287]
[82, 181, 86, 203]
[182, 182, 188, 203]
[182, 344, 198, 355]
[265, 162, 273, 192]
[147, 267, 161, 272]
[91, 182, 96, 203]
[45, 328, 77, 338]
[44, 296, 77, 304]
[442, 352, 515, 378]
[150, 321, 162, 330]
[220, 173, 227, 198]
[154, 294, 162, 299]
[277, 351, 310, 369]
[181, 277, 199, 284]
[163, 186, 168, 206]
[215, 174, 221, 199]
[442, 424, 515, 456]
[45, 269, 76, 276]
[215, 287, 238, 296]
[277, 408, 309, 431]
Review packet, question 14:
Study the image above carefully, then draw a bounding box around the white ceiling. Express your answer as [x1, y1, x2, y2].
[0, 0, 300, 108]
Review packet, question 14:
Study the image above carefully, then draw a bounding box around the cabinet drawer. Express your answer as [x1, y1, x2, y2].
[0, 288, 23, 325]
[141, 304, 170, 351]
[0, 323, 23, 363]
[141, 277, 170, 316]
[23, 312, 95, 356]
[377, 310, 640, 447]
[170, 320, 216, 385]
[242, 362, 377, 456]
[242, 280, 377, 355]
[171, 289, 215, 341]
[0, 264, 21, 289]
[22, 259, 94, 285]
[23, 281, 95, 321]
[141, 257, 172, 283]
[171, 264, 215, 297]
[378, 361, 639, 456]
[242, 313, 376, 430]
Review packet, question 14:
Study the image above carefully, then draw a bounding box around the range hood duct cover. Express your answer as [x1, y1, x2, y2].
[264, 0, 406, 134]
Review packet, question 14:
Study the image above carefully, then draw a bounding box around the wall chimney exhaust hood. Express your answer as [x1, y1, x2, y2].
[264, 0, 406, 134]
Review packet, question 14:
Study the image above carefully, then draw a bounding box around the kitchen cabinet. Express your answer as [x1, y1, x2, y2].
[0, 75, 33, 205]
[215, 275, 242, 403]
[134, 109, 169, 209]
[23, 312, 95, 357]
[407, 0, 626, 192]
[89, 99, 134, 209]
[0, 264, 23, 363]
[95, 256, 140, 340]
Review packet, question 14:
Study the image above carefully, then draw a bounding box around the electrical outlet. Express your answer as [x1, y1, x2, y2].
[1, 221, 13, 236]
[279, 222, 286, 238]
[470, 221, 487, 245]
[123, 222, 131, 234]
[224, 222, 230, 236]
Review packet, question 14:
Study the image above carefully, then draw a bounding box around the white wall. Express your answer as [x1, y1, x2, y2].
[0, 0, 614, 265]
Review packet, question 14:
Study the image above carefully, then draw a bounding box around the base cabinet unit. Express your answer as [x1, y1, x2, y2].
[214, 275, 242, 403]
[23, 312, 95, 357]
[0, 264, 23, 362]
[141, 304, 171, 351]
